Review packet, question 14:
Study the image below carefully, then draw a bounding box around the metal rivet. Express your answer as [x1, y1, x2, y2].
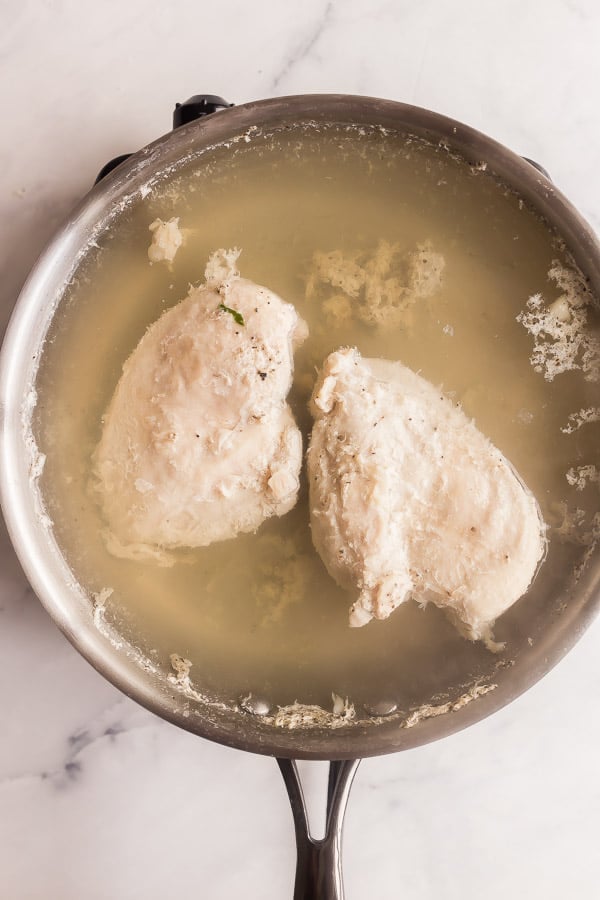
[240, 694, 271, 716]
[365, 700, 398, 717]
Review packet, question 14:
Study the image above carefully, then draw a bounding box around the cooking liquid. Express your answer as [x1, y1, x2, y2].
[33, 126, 600, 714]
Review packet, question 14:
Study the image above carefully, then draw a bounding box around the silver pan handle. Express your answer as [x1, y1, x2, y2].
[277, 758, 360, 899]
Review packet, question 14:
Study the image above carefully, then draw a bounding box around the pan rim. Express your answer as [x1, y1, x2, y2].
[1, 93, 600, 759]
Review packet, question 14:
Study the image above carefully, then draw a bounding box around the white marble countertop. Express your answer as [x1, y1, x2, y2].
[2, 1, 600, 897]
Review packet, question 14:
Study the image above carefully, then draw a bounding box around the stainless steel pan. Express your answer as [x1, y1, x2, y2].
[1, 95, 599, 898]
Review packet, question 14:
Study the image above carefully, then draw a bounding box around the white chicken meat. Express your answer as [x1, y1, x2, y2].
[308, 348, 546, 646]
[92, 249, 308, 562]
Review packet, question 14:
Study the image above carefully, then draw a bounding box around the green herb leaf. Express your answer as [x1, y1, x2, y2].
[218, 303, 245, 326]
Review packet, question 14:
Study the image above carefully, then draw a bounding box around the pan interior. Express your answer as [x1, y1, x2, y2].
[30, 121, 600, 733]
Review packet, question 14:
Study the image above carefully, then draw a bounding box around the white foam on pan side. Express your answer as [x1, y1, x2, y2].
[517, 260, 600, 383]
[262, 681, 499, 731]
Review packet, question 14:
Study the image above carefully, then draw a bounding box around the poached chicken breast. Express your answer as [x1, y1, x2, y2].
[92, 250, 308, 562]
[308, 348, 546, 646]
